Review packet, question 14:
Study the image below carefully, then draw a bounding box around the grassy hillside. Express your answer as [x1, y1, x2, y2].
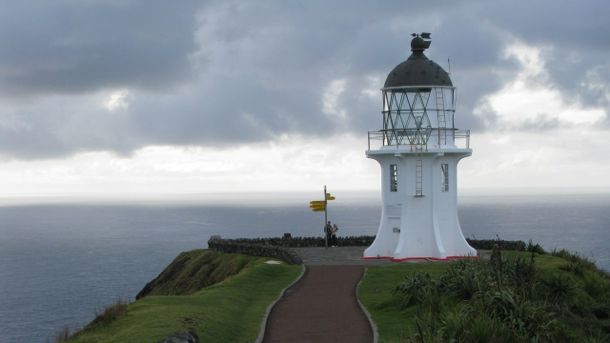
[68, 250, 302, 343]
[359, 250, 610, 342]
[136, 249, 254, 298]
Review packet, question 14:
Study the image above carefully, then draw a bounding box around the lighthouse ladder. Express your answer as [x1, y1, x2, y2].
[415, 159, 423, 197]
[436, 88, 447, 146]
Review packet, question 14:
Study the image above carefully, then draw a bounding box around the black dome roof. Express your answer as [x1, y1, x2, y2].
[384, 34, 452, 88]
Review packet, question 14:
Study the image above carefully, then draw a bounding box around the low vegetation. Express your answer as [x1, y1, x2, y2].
[88, 299, 129, 328]
[221, 235, 529, 251]
[62, 250, 302, 343]
[207, 238, 303, 264]
[223, 235, 375, 247]
[51, 299, 130, 342]
[360, 248, 610, 342]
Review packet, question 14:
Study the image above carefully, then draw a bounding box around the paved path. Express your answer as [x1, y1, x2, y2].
[293, 246, 488, 265]
[292, 246, 392, 266]
[262, 265, 373, 343]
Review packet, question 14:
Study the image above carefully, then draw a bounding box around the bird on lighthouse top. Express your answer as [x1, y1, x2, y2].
[384, 32, 452, 89]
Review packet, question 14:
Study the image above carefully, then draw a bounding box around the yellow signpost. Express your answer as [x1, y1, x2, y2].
[309, 185, 336, 247]
[309, 200, 326, 212]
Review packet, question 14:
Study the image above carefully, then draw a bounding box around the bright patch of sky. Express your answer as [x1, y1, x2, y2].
[103, 89, 130, 112]
[0, 135, 378, 197]
[466, 41, 609, 190]
[476, 42, 606, 127]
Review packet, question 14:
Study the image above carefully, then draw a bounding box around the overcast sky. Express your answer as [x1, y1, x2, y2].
[0, 0, 609, 198]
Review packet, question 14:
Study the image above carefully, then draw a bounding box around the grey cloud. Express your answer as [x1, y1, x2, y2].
[0, 0, 608, 159]
[484, 0, 609, 51]
[0, 0, 201, 98]
[480, 0, 610, 123]
[0, 97, 138, 159]
[512, 114, 563, 132]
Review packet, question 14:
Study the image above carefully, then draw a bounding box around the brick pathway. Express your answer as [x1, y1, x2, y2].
[262, 265, 372, 343]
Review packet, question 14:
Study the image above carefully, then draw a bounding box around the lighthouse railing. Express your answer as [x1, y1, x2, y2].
[367, 129, 470, 150]
[454, 129, 471, 149]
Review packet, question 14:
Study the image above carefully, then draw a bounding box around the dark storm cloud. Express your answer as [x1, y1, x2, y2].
[0, 0, 201, 97]
[0, 0, 608, 159]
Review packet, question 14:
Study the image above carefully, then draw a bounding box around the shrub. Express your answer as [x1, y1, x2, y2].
[439, 260, 492, 299]
[218, 235, 375, 247]
[394, 249, 607, 342]
[394, 272, 437, 308]
[505, 255, 537, 295]
[527, 239, 546, 254]
[582, 272, 610, 299]
[466, 238, 527, 251]
[438, 308, 465, 340]
[484, 289, 519, 319]
[539, 273, 578, 305]
[465, 314, 507, 343]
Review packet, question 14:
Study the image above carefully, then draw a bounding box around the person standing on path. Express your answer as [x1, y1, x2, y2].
[324, 221, 332, 247]
[331, 223, 339, 246]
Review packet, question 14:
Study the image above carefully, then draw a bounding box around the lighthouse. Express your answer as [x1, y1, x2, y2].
[363, 33, 476, 261]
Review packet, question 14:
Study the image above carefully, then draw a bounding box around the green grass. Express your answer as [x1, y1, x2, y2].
[69, 251, 302, 343]
[359, 252, 610, 343]
[136, 249, 254, 298]
[359, 263, 450, 342]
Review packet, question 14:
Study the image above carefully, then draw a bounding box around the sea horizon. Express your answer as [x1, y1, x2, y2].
[3, 186, 610, 207]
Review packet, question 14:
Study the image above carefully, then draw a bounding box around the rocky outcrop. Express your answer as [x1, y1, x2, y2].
[157, 330, 199, 343]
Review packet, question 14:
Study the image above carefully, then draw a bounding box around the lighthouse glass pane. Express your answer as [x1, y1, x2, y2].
[390, 164, 398, 192]
[441, 163, 449, 192]
[383, 93, 389, 112]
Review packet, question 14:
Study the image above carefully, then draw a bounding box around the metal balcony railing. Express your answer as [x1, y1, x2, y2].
[367, 129, 470, 151]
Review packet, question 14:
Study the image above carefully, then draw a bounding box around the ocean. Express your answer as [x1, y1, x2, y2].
[1, 192, 609, 342]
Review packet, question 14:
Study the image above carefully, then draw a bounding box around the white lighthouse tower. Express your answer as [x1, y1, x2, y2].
[363, 33, 476, 261]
